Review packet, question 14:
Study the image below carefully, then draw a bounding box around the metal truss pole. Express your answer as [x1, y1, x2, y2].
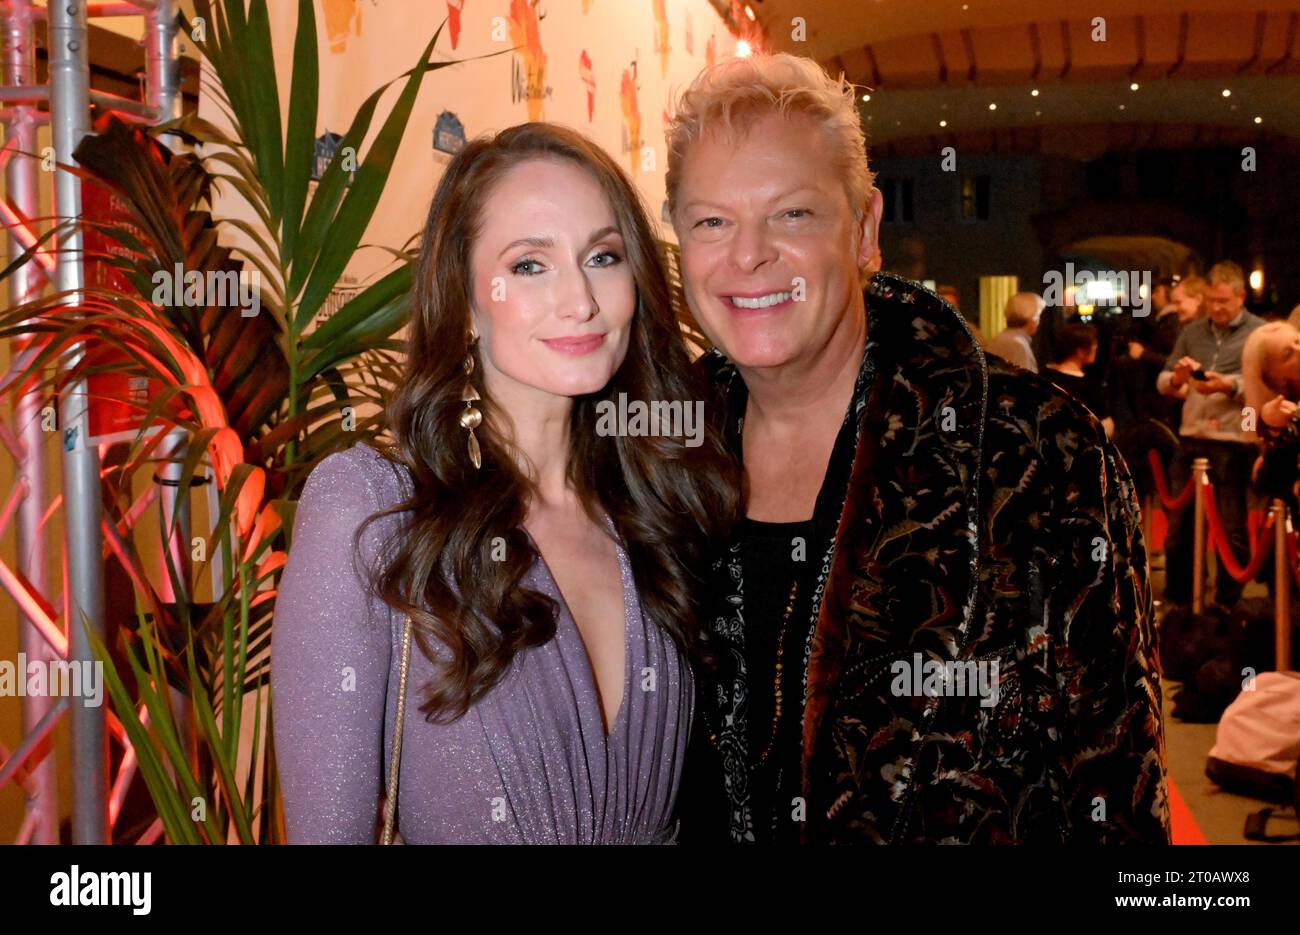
[48, 0, 107, 845]
[4, 0, 57, 846]
[146, 0, 188, 604]
[143, 0, 204, 806]
[146, 0, 178, 126]
[2, 0, 184, 847]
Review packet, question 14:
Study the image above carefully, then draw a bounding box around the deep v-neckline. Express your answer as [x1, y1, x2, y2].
[524, 521, 632, 741]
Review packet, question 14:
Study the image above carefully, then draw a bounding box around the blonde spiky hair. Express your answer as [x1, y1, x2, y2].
[666, 53, 874, 221]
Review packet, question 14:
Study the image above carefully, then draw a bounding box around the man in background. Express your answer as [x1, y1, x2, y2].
[1130, 275, 1205, 431]
[985, 291, 1044, 373]
[1157, 262, 1263, 610]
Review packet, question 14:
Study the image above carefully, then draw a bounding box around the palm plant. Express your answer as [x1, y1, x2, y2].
[0, 0, 462, 842]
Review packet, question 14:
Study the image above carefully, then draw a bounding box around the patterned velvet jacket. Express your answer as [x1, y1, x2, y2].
[694, 272, 1171, 844]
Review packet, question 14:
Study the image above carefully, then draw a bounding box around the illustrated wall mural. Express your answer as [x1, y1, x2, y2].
[204, 0, 738, 291]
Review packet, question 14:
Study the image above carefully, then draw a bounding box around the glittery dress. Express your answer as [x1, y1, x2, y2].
[271, 443, 692, 843]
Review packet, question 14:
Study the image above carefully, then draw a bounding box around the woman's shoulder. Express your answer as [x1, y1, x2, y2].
[305, 441, 413, 512]
[286, 443, 414, 599]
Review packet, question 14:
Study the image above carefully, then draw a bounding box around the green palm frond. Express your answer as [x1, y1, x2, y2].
[0, 1, 470, 843]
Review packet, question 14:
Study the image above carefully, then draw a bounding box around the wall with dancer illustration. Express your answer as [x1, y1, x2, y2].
[206, 0, 739, 298]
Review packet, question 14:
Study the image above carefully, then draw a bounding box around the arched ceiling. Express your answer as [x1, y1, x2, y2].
[1060, 235, 1199, 272]
[753, 0, 1300, 79]
[743, 0, 1300, 144]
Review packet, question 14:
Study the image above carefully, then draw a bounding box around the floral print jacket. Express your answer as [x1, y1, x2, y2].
[694, 273, 1171, 844]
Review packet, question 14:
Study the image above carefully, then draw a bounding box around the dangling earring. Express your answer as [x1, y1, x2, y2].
[460, 330, 483, 469]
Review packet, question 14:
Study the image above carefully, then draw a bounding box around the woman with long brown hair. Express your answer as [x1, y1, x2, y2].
[271, 123, 738, 843]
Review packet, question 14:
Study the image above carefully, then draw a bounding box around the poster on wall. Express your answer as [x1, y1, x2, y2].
[81, 180, 169, 449]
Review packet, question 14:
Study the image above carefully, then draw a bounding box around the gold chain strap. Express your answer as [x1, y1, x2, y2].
[380, 614, 413, 844]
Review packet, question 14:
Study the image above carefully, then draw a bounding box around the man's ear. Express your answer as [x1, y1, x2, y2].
[858, 186, 884, 274]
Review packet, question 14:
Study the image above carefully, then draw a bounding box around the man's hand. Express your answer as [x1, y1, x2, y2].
[1193, 371, 1235, 395]
[1127, 341, 1145, 361]
[1170, 356, 1200, 388]
[1262, 394, 1298, 428]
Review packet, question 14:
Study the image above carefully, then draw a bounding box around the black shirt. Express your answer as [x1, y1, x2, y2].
[739, 516, 818, 842]
[1045, 366, 1110, 421]
[675, 329, 871, 844]
[731, 383, 862, 843]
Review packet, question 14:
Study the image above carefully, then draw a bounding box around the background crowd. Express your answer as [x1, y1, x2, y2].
[978, 261, 1300, 613]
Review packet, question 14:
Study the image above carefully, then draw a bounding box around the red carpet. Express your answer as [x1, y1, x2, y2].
[1168, 778, 1208, 844]
[1152, 507, 1216, 845]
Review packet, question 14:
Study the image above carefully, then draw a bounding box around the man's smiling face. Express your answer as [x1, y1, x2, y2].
[672, 110, 878, 371]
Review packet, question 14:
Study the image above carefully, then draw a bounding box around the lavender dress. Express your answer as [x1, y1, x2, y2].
[271, 443, 692, 844]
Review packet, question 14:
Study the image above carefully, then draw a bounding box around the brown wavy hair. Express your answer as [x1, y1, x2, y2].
[356, 122, 739, 723]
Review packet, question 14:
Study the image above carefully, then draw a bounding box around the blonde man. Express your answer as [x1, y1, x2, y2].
[668, 53, 1168, 845]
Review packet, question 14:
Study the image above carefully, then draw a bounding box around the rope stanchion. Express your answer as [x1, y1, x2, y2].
[1193, 457, 1208, 613]
[1147, 449, 1196, 512]
[1199, 481, 1275, 585]
[1148, 443, 1299, 671]
[1287, 522, 1300, 596]
[1271, 500, 1293, 672]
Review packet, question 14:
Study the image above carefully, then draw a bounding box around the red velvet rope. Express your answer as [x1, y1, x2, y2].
[1147, 449, 1196, 511]
[1198, 481, 1275, 584]
[1146, 447, 1300, 587]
